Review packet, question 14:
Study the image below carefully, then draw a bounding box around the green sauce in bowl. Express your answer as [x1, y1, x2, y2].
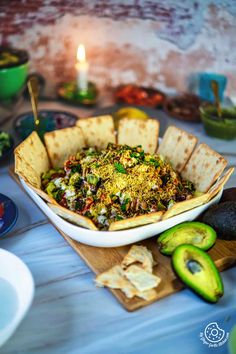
[200, 105, 236, 140]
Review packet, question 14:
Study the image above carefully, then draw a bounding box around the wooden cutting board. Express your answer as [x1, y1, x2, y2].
[9, 168, 236, 311]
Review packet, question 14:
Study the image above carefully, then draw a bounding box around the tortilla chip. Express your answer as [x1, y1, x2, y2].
[206, 167, 234, 202]
[181, 143, 227, 192]
[124, 265, 161, 292]
[95, 265, 157, 300]
[117, 118, 159, 153]
[121, 245, 155, 273]
[158, 126, 198, 172]
[15, 131, 50, 188]
[76, 115, 115, 149]
[48, 203, 98, 230]
[44, 126, 85, 168]
[109, 211, 163, 231]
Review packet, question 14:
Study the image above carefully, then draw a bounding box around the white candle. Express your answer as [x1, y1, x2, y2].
[75, 44, 89, 91]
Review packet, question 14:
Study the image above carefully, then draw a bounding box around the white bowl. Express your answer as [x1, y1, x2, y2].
[20, 178, 222, 248]
[0, 248, 34, 348]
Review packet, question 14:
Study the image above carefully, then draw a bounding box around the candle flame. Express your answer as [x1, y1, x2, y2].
[77, 44, 86, 62]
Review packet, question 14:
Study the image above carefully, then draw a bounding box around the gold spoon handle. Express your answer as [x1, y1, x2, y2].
[27, 77, 40, 129]
[210, 80, 222, 118]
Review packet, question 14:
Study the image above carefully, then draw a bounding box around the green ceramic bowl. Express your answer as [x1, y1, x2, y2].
[0, 47, 29, 101]
[200, 104, 236, 140]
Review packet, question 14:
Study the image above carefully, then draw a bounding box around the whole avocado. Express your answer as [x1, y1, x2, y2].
[220, 188, 236, 203]
[202, 201, 236, 240]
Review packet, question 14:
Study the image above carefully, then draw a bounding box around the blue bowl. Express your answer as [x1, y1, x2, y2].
[0, 194, 18, 237]
[14, 110, 78, 140]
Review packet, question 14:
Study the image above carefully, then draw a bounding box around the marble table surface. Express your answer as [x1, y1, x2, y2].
[0, 99, 236, 354]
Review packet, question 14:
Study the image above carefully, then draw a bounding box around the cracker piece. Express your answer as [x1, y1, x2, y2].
[121, 245, 155, 273]
[158, 126, 198, 172]
[48, 203, 98, 230]
[206, 167, 234, 202]
[44, 126, 85, 168]
[162, 194, 209, 220]
[117, 118, 159, 153]
[124, 265, 161, 292]
[181, 143, 227, 192]
[109, 211, 163, 231]
[14, 131, 50, 188]
[76, 115, 115, 149]
[95, 265, 158, 300]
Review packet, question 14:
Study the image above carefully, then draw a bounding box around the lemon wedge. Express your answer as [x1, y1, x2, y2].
[113, 107, 149, 129]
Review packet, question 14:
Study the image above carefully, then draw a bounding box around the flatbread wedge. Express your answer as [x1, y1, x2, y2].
[158, 126, 198, 172]
[44, 126, 85, 168]
[76, 115, 115, 149]
[15, 131, 50, 188]
[162, 194, 209, 220]
[95, 265, 135, 298]
[124, 265, 161, 292]
[118, 118, 159, 153]
[121, 245, 155, 273]
[162, 167, 234, 220]
[181, 143, 227, 192]
[15, 155, 40, 188]
[48, 203, 98, 230]
[109, 211, 163, 231]
[206, 167, 234, 202]
[95, 265, 157, 301]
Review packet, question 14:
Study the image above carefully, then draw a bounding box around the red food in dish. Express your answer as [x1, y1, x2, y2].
[0, 202, 4, 218]
[115, 84, 165, 107]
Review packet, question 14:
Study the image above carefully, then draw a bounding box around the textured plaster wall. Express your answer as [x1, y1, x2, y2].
[0, 1, 235, 96]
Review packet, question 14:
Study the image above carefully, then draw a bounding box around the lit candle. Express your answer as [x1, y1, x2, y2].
[75, 44, 89, 91]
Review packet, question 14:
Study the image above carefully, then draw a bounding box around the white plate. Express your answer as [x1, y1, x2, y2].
[0, 248, 34, 348]
[20, 178, 222, 248]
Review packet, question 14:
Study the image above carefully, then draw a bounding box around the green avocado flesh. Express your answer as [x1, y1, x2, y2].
[172, 244, 224, 303]
[157, 222, 216, 255]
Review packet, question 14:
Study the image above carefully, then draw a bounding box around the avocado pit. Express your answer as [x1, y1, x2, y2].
[187, 259, 202, 274]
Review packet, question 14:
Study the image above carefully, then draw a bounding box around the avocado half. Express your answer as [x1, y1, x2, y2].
[172, 244, 224, 303]
[157, 222, 216, 255]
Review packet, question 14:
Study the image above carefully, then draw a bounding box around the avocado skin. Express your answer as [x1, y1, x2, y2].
[202, 201, 236, 240]
[172, 244, 224, 303]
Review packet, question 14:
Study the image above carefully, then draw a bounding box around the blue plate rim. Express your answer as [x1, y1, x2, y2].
[0, 194, 18, 237]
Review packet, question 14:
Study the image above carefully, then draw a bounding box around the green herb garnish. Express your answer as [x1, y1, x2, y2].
[116, 215, 124, 221]
[71, 164, 82, 174]
[114, 162, 127, 174]
[121, 198, 130, 212]
[149, 158, 159, 167]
